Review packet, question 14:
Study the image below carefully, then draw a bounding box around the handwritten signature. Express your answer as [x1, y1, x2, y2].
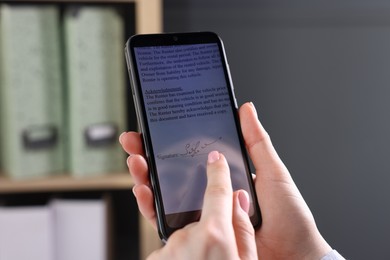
[157, 137, 222, 160]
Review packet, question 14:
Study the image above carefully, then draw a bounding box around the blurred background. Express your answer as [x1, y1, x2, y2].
[164, 0, 390, 259]
[1, 0, 389, 259]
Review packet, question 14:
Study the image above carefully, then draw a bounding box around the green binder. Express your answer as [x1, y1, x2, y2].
[0, 5, 64, 179]
[64, 6, 127, 177]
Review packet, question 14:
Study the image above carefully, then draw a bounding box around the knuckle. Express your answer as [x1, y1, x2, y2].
[170, 229, 189, 244]
[236, 217, 255, 237]
[205, 184, 231, 198]
[246, 129, 271, 151]
[202, 219, 227, 246]
[202, 232, 231, 256]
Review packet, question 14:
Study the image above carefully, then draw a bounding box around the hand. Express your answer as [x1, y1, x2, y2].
[120, 102, 332, 259]
[146, 151, 257, 260]
[239, 103, 332, 259]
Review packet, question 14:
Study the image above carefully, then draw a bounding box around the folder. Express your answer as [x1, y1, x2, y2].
[0, 206, 53, 260]
[64, 6, 127, 177]
[0, 4, 64, 179]
[51, 199, 107, 260]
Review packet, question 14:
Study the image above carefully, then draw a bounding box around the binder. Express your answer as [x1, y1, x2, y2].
[64, 6, 127, 176]
[0, 206, 53, 260]
[51, 199, 107, 260]
[0, 4, 64, 179]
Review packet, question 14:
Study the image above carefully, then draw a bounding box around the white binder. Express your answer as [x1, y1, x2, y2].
[0, 206, 53, 260]
[51, 199, 107, 260]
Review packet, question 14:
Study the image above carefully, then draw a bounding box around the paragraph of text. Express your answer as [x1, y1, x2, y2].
[145, 87, 231, 122]
[136, 44, 222, 83]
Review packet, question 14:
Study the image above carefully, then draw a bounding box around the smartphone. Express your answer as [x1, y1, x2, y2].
[124, 32, 261, 241]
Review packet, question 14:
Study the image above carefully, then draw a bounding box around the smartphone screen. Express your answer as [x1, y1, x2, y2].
[125, 32, 261, 240]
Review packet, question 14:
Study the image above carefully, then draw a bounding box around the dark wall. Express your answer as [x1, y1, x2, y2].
[164, 1, 390, 259]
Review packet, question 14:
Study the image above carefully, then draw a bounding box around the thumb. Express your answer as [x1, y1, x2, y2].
[233, 190, 257, 260]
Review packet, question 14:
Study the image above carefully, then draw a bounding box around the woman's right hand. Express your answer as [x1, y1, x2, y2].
[119, 102, 332, 260]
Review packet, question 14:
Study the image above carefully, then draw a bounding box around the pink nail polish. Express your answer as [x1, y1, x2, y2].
[119, 132, 126, 145]
[208, 151, 220, 164]
[238, 190, 250, 214]
[249, 102, 258, 117]
[126, 155, 132, 167]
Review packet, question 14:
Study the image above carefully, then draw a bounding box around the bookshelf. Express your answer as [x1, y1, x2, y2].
[0, 0, 163, 259]
[0, 173, 161, 259]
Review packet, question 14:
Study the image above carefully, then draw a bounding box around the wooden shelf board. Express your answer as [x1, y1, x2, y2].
[0, 173, 134, 194]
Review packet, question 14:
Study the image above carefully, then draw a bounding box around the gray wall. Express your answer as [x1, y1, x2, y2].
[164, 1, 390, 259]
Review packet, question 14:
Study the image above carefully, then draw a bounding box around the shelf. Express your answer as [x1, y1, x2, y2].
[0, 173, 134, 194]
[0, 1, 162, 258]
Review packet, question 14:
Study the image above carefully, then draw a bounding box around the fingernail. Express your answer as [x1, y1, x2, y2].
[208, 151, 220, 164]
[126, 155, 132, 167]
[238, 190, 250, 214]
[132, 185, 138, 197]
[119, 132, 126, 145]
[249, 102, 258, 117]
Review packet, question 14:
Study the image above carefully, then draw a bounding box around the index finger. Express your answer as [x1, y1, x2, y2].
[201, 151, 233, 222]
[239, 102, 286, 175]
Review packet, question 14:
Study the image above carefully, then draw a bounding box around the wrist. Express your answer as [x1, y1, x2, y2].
[302, 232, 332, 260]
[320, 250, 345, 260]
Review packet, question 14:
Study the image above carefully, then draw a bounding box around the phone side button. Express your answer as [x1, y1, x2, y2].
[129, 76, 136, 95]
[233, 97, 238, 108]
[231, 89, 238, 108]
